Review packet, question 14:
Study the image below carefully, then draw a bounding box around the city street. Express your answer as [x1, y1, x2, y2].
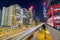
[0, 23, 43, 40]
[0, 0, 60, 40]
[0, 23, 54, 40]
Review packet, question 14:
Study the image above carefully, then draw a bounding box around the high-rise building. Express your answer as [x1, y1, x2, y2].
[1, 5, 18, 27]
[1, 4, 24, 27]
[1, 4, 34, 27]
[1, 5, 16, 27]
[23, 8, 30, 25]
[15, 4, 23, 26]
[1, 7, 6, 26]
[9, 5, 17, 26]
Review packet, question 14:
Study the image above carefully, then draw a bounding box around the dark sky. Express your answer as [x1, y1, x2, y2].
[0, 0, 44, 21]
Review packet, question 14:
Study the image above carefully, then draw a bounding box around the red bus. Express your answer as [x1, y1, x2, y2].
[47, 4, 60, 30]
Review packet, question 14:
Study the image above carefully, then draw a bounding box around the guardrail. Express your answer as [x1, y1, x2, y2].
[0, 23, 44, 40]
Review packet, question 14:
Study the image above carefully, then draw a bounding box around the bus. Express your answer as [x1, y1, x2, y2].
[47, 4, 60, 30]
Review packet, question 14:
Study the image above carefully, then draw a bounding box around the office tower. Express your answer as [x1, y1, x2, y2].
[1, 7, 6, 26]
[9, 5, 16, 26]
[1, 5, 17, 27]
[23, 8, 29, 25]
[1, 4, 33, 27]
[15, 4, 24, 26]
[1, 4, 24, 27]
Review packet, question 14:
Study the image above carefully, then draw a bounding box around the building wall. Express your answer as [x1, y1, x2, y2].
[1, 7, 6, 26]
[1, 5, 17, 26]
[10, 5, 16, 26]
[23, 8, 31, 25]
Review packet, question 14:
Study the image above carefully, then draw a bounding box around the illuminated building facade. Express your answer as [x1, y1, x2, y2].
[23, 8, 30, 25]
[1, 4, 21, 27]
[1, 5, 16, 27]
[1, 4, 33, 27]
[15, 4, 23, 26]
[9, 5, 16, 27]
[1, 7, 9, 26]
[46, 0, 60, 30]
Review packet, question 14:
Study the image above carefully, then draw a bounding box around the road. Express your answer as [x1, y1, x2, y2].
[0, 23, 43, 40]
[1, 23, 60, 40]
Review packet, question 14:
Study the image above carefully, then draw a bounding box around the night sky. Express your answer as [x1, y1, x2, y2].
[0, 0, 44, 21]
